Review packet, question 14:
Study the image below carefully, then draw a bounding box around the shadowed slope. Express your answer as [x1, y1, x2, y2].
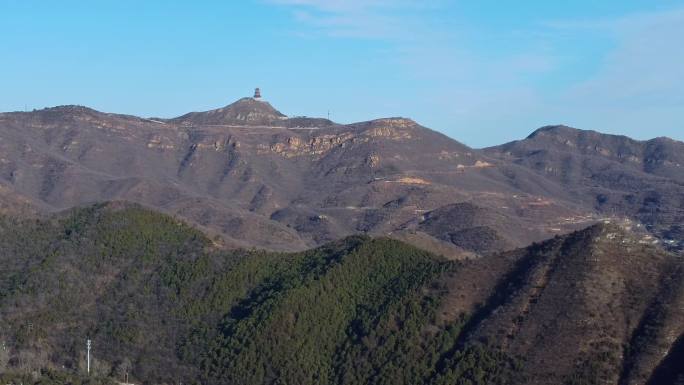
[0, 204, 682, 385]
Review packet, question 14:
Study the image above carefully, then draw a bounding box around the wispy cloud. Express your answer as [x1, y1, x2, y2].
[560, 8, 684, 108]
[268, 0, 558, 84]
[268, 1, 684, 145]
[270, 0, 416, 12]
[267, 0, 440, 39]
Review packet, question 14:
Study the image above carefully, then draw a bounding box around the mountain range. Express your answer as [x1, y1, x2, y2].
[0, 95, 683, 384]
[1, 96, 681, 256]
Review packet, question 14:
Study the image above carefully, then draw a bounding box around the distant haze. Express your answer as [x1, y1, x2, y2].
[1, 1, 682, 147]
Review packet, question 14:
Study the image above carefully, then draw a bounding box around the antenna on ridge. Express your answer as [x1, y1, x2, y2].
[87, 339, 91, 374]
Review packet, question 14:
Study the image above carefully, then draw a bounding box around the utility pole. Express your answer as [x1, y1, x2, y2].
[87, 339, 91, 374]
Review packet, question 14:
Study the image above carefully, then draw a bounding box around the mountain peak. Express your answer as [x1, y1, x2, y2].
[526, 125, 579, 139]
[171, 97, 286, 126]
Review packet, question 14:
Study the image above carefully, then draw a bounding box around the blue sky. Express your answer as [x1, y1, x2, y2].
[1, 0, 682, 147]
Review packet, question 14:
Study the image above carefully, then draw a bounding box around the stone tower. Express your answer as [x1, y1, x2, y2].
[254, 88, 262, 99]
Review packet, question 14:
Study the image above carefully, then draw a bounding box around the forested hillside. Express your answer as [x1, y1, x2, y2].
[0, 204, 682, 385]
